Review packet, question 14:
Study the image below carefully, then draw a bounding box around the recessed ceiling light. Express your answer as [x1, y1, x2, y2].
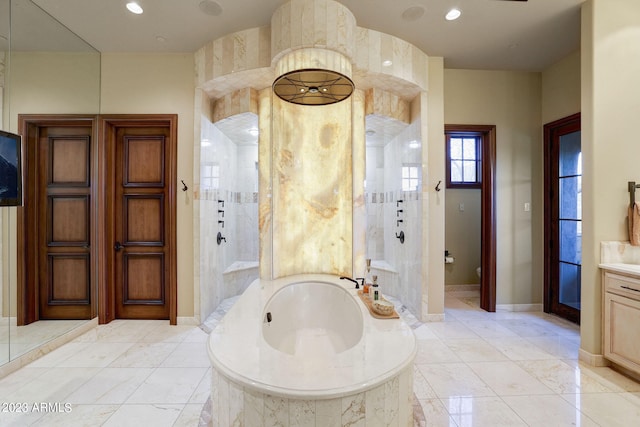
[366, 129, 376, 136]
[247, 127, 259, 137]
[382, 60, 393, 67]
[201, 139, 211, 147]
[409, 140, 420, 148]
[126, 2, 143, 14]
[445, 8, 461, 21]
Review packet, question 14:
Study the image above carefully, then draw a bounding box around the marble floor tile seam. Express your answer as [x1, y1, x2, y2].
[11, 402, 192, 427]
[0, 366, 206, 425]
[6, 367, 103, 405]
[121, 366, 209, 406]
[0, 343, 205, 406]
[437, 330, 575, 364]
[416, 356, 640, 421]
[556, 392, 640, 426]
[415, 361, 548, 400]
[434, 394, 603, 427]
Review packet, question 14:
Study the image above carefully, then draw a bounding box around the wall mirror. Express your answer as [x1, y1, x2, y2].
[0, 0, 100, 368]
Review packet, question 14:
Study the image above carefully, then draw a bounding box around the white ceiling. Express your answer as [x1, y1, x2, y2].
[18, 0, 584, 71]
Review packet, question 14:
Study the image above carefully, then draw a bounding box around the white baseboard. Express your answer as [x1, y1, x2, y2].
[496, 303, 543, 312]
[177, 316, 199, 326]
[421, 313, 445, 322]
[579, 348, 609, 367]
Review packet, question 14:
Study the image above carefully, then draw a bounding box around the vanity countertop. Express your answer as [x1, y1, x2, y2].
[599, 263, 640, 276]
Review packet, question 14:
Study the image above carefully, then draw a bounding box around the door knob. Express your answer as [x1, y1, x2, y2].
[114, 241, 124, 251]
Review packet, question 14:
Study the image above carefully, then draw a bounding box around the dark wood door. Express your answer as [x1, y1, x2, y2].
[104, 118, 176, 322]
[544, 113, 581, 324]
[18, 117, 97, 323]
[39, 129, 93, 319]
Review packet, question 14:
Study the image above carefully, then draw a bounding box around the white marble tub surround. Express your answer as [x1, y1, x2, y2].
[208, 274, 417, 425]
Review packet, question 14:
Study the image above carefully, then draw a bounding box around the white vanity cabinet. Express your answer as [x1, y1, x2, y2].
[602, 268, 640, 375]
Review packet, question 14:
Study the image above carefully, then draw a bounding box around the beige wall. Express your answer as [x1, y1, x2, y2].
[425, 57, 446, 318]
[101, 53, 195, 318]
[580, 0, 640, 360]
[8, 52, 101, 125]
[444, 69, 543, 306]
[445, 189, 481, 285]
[541, 50, 581, 124]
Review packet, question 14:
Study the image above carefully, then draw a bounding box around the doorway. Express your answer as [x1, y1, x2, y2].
[17, 114, 177, 325]
[444, 125, 497, 312]
[99, 115, 177, 324]
[544, 113, 581, 324]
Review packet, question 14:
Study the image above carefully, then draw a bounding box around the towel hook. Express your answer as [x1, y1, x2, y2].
[181, 180, 188, 192]
[629, 181, 639, 207]
[435, 180, 442, 192]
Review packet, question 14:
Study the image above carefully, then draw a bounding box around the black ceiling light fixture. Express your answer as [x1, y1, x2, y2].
[273, 69, 355, 106]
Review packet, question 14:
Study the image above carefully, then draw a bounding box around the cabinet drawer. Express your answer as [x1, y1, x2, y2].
[604, 271, 640, 301]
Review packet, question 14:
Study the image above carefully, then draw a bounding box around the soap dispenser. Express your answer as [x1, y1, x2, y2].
[372, 275, 379, 301]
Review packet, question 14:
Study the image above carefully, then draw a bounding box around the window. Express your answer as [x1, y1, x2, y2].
[402, 164, 420, 192]
[446, 133, 482, 188]
[201, 162, 220, 189]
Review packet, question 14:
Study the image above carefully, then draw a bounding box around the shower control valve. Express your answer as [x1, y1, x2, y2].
[217, 232, 226, 245]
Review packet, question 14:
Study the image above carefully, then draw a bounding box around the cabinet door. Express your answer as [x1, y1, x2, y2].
[604, 292, 640, 372]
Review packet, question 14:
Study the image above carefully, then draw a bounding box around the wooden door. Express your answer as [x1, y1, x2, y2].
[18, 117, 97, 324]
[101, 116, 177, 323]
[544, 113, 581, 324]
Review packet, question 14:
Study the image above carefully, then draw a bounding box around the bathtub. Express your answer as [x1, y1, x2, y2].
[207, 274, 417, 426]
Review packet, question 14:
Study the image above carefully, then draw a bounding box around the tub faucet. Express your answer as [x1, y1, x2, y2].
[340, 276, 363, 289]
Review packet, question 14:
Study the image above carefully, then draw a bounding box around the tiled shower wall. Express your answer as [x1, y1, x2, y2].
[198, 117, 259, 322]
[365, 121, 423, 317]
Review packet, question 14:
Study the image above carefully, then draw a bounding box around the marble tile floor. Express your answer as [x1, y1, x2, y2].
[1, 287, 640, 426]
[0, 319, 88, 366]
[0, 319, 211, 427]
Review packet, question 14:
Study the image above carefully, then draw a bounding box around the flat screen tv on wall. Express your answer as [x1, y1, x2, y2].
[0, 130, 23, 206]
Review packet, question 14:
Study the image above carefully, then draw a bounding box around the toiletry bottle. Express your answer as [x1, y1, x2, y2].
[364, 259, 372, 294]
[372, 275, 379, 301]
